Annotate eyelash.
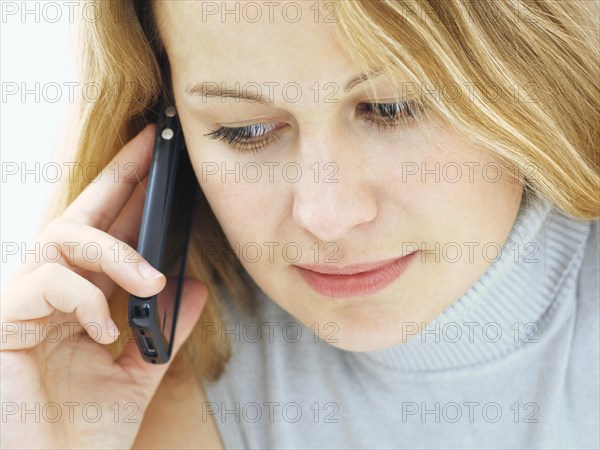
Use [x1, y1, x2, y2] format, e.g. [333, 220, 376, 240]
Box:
[203, 100, 419, 154]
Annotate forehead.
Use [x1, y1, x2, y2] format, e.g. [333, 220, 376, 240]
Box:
[153, 1, 358, 85]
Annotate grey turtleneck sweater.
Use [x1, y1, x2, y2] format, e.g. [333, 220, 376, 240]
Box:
[203, 191, 600, 449]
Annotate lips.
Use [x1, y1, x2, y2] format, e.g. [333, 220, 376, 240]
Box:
[295, 252, 418, 298]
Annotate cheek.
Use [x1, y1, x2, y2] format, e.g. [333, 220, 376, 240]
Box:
[385, 130, 523, 242]
[191, 156, 287, 246]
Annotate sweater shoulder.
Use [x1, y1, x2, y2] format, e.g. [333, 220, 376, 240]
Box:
[575, 218, 599, 320]
[570, 217, 600, 386]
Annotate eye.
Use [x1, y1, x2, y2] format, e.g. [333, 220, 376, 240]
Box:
[203, 123, 285, 154]
[356, 100, 419, 131]
[203, 100, 421, 154]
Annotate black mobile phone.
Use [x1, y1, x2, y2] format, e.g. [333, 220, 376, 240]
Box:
[128, 97, 198, 364]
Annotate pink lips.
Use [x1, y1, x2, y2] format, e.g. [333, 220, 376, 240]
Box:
[295, 252, 418, 298]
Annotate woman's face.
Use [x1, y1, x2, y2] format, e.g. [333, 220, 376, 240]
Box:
[155, 1, 523, 351]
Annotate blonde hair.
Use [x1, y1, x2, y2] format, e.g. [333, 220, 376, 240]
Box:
[50, 0, 599, 381]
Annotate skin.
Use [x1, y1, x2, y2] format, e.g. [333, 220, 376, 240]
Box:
[155, 1, 523, 352]
[0, 2, 525, 449]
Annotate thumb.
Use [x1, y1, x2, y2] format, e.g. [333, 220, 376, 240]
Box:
[116, 276, 208, 398]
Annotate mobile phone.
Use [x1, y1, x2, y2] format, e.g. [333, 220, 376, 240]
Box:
[128, 97, 198, 364]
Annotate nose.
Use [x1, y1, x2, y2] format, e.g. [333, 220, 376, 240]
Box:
[291, 133, 378, 242]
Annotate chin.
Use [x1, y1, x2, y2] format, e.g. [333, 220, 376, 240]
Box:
[309, 313, 412, 352]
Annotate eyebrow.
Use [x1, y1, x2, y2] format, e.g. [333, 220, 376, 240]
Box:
[185, 70, 382, 104]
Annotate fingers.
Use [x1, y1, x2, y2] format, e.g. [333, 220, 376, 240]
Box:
[116, 278, 208, 397]
[88, 174, 150, 300]
[62, 123, 157, 231]
[42, 216, 166, 299]
[1, 263, 119, 350]
[107, 175, 150, 249]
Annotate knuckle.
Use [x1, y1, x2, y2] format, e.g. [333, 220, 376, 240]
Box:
[38, 261, 60, 280]
[40, 264, 69, 310]
[46, 216, 66, 235]
[85, 209, 113, 232]
[84, 283, 107, 307]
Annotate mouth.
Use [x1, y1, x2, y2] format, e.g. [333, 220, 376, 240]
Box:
[294, 252, 418, 298]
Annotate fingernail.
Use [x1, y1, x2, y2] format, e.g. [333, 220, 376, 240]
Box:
[107, 318, 120, 337]
[138, 260, 163, 280]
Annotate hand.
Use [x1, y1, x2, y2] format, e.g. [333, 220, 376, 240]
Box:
[1, 124, 207, 449]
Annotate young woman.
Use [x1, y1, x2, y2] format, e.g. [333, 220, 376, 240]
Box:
[2, 1, 598, 448]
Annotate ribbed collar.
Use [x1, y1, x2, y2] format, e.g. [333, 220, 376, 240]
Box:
[349, 189, 592, 371]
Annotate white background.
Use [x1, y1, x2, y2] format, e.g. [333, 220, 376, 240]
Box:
[1, 1, 82, 289]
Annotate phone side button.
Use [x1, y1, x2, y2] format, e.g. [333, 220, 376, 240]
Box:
[133, 303, 151, 319]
